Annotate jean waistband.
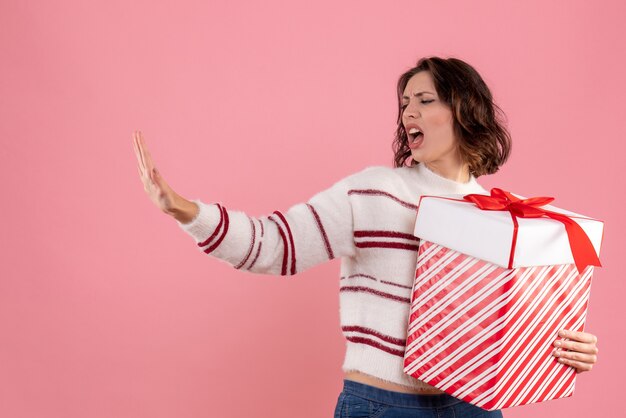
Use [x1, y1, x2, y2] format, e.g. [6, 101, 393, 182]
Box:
[342, 379, 463, 409]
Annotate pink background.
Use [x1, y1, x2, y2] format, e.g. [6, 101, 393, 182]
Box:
[1, 1, 624, 417]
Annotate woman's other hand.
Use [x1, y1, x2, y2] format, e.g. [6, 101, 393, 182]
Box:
[133, 130, 198, 222]
[552, 329, 599, 374]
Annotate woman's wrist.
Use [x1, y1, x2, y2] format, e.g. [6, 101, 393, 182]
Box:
[168, 195, 199, 224]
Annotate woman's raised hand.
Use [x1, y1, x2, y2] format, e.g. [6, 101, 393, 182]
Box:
[133, 130, 179, 213]
[133, 130, 197, 222]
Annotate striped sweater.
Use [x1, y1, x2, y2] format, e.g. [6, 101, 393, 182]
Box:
[176, 162, 489, 389]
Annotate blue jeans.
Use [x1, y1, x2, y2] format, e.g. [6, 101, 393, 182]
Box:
[334, 379, 504, 417]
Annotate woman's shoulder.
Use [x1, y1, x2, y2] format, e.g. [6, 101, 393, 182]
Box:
[342, 165, 401, 186]
[356, 165, 422, 185]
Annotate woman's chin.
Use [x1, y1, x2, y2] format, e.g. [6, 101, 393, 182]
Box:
[410, 149, 425, 162]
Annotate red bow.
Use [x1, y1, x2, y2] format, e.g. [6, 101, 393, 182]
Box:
[463, 188, 601, 274]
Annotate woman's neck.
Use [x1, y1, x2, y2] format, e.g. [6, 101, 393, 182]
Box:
[422, 161, 471, 184]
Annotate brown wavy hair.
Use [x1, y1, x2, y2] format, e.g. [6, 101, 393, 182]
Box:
[392, 56, 512, 177]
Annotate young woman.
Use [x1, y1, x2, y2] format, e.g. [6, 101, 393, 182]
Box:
[133, 56, 599, 417]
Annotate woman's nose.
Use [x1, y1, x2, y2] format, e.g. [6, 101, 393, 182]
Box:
[403, 103, 419, 117]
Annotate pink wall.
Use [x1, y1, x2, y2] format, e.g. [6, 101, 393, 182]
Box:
[1, 0, 624, 417]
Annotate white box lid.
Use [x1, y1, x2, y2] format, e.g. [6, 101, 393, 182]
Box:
[413, 192, 604, 269]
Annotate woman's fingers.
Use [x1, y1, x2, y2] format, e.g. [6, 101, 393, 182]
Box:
[553, 345, 597, 363]
[553, 338, 598, 355]
[133, 131, 157, 189]
[150, 167, 159, 185]
[132, 129, 179, 214]
[553, 353, 595, 373]
[137, 131, 155, 175]
[560, 329, 597, 345]
[552, 329, 599, 374]
[555, 330, 598, 353]
[133, 131, 146, 173]
[552, 347, 596, 373]
[134, 133, 150, 181]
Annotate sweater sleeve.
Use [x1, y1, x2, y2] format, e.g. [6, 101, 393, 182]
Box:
[175, 167, 372, 276]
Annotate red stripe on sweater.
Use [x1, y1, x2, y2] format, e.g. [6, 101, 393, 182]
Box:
[204, 205, 229, 254]
[340, 273, 378, 282]
[340, 286, 411, 303]
[235, 216, 256, 269]
[274, 210, 296, 275]
[247, 219, 264, 270]
[248, 241, 263, 270]
[197, 203, 224, 248]
[342, 325, 406, 346]
[354, 230, 420, 241]
[340, 274, 412, 290]
[306, 203, 334, 260]
[345, 336, 405, 357]
[348, 189, 419, 210]
[380, 280, 412, 290]
[268, 215, 289, 276]
[356, 242, 419, 252]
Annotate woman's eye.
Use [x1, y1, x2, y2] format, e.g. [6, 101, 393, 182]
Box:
[401, 100, 433, 109]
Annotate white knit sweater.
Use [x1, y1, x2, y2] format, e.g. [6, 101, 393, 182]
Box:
[176, 162, 489, 389]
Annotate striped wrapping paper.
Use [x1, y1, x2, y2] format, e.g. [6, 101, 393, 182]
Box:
[403, 239, 594, 411]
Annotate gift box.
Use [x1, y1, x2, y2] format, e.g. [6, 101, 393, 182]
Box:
[402, 188, 604, 411]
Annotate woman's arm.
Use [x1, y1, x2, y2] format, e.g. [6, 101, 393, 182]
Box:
[169, 196, 199, 224]
[172, 175, 360, 276]
[134, 130, 362, 276]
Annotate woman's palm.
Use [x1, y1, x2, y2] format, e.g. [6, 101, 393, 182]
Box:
[133, 131, 179, 214]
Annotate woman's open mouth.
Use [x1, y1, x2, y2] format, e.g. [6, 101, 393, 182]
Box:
[408, 131, 424, 149]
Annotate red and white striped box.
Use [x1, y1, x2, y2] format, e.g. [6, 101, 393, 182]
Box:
[402, 189, 604, 411]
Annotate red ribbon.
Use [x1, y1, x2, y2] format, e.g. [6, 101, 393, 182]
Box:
[462, 188, 601, 274]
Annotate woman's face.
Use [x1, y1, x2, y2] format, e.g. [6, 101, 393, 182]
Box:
[401, 71, 465, 174]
